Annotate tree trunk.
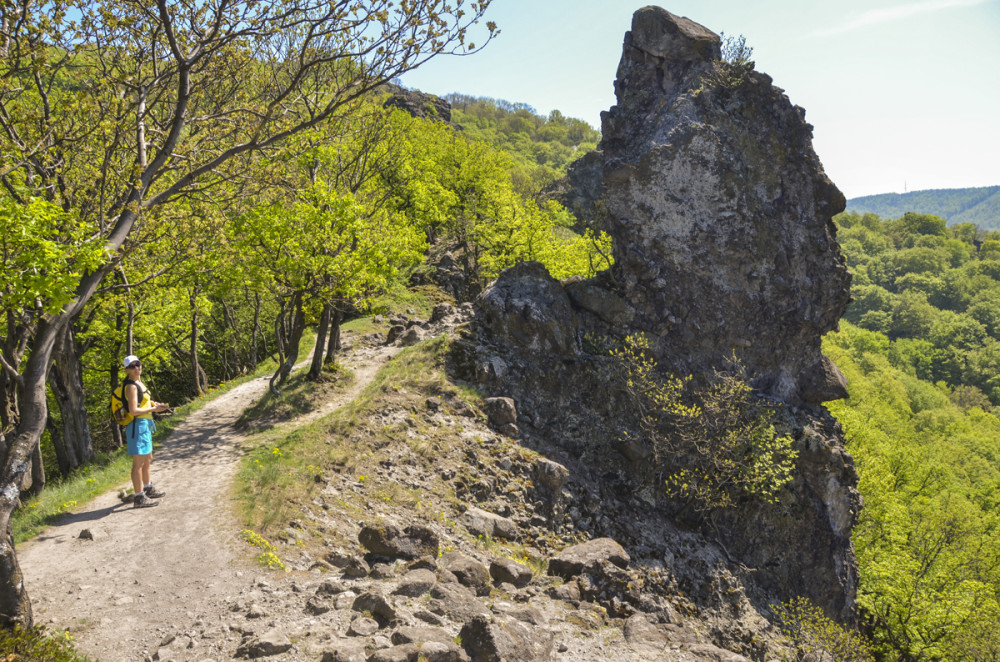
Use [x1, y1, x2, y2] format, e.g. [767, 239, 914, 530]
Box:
[190, 287, 207, 396]
[250, 292, 262, 368]
[269, 293, 306, 394]
[47, 324, 95, 475]
[326, 307, 343, 363]
[307, 304, 332, 380]
[0, 316, 63, 627]
[1, 310, 30, 435]
[27, 429, 45, 498]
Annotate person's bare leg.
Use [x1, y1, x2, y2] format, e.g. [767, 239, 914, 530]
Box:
[131, 455, 145, 494]
[141, 455, 152, 487]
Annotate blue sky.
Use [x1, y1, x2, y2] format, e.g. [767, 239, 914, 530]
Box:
[402, 0, 1000, 199]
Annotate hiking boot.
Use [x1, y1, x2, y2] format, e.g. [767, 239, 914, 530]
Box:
[133, 492, 160, 509]
[145, 484, 166, 498]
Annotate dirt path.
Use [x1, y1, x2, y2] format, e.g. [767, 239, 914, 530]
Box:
[19, 341, 397, 662]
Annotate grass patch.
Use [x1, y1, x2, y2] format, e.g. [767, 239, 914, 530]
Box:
[234, 332, 481, 536]
[0, 625, 93, 661]
[236, 361, 354, 432]
[367, 282, 453, 320]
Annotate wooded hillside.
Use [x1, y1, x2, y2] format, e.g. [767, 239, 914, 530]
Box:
[847, 186, 1000, 231]
[830, 210, 1000, 661]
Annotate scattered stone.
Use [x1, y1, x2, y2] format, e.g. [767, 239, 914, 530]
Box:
[461, 507, 518, 541]
[351, 591, 396, 624]
[392, 568, 437, 597]
[348, 615, 380, 637]
[235, 628, 293, 658]
[440, 552, 491, 596]
[359, 524, 440, 560]
[489, 559, 532, 588]
[459, 614, 553, 662]
[547, 538, 630, 580]
[320, 639, 367, 662]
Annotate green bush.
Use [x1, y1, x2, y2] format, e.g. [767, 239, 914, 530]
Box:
[776, 597, 874, 662]
[610, 335, 797, 514]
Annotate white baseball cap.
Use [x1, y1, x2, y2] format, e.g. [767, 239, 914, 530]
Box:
[123, 355, 141, 368]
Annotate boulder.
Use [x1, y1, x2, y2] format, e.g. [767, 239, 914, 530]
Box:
[235, 628, 293, 658]
[392, 568, 437, 597]
[348, 615, 379, 637]
[547, 538, 630, 580]
[483, 397, 517, 427]
[459, 614, 553, 662]
[359, 523, 439, 560]
[532, 458, 569, 492]
[351, 591, 396, 625]
[440, 552, 491, 596]
[461, 506, 518, 541]
[489, 558, 533, 588]
[428, 583, 490, 622]
[475, 261, 577, 356]
[320, 640, 367, 662]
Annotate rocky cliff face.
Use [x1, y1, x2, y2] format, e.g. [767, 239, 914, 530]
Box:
[460, 5, 862, 643]
[601, 7, 851, 406]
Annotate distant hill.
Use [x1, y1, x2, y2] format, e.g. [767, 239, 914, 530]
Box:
[846, 186, 1000, 230]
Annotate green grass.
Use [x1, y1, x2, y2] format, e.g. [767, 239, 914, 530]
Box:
[236, 361, 354, 431]
[367, 281, 454, 320]
[233, 332, 479, 536]
[0, 625, 94, 661]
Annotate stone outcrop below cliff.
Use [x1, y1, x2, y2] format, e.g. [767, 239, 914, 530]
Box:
[459, 6, 862, 634]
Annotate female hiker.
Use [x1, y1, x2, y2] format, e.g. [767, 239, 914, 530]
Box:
[122, 354, 169, 508]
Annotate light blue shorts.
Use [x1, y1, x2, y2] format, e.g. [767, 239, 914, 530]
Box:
[126, 417, 156, 456]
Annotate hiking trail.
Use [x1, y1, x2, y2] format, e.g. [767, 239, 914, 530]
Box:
[19, 339, 397, 662]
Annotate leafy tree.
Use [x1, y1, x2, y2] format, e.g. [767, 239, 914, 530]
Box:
[232, 187, 424, 392]
[0, 0, 495, 628]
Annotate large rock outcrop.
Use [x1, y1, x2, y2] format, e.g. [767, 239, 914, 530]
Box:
[460, 6, 862, 634]
[601, 6, 851, 406]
